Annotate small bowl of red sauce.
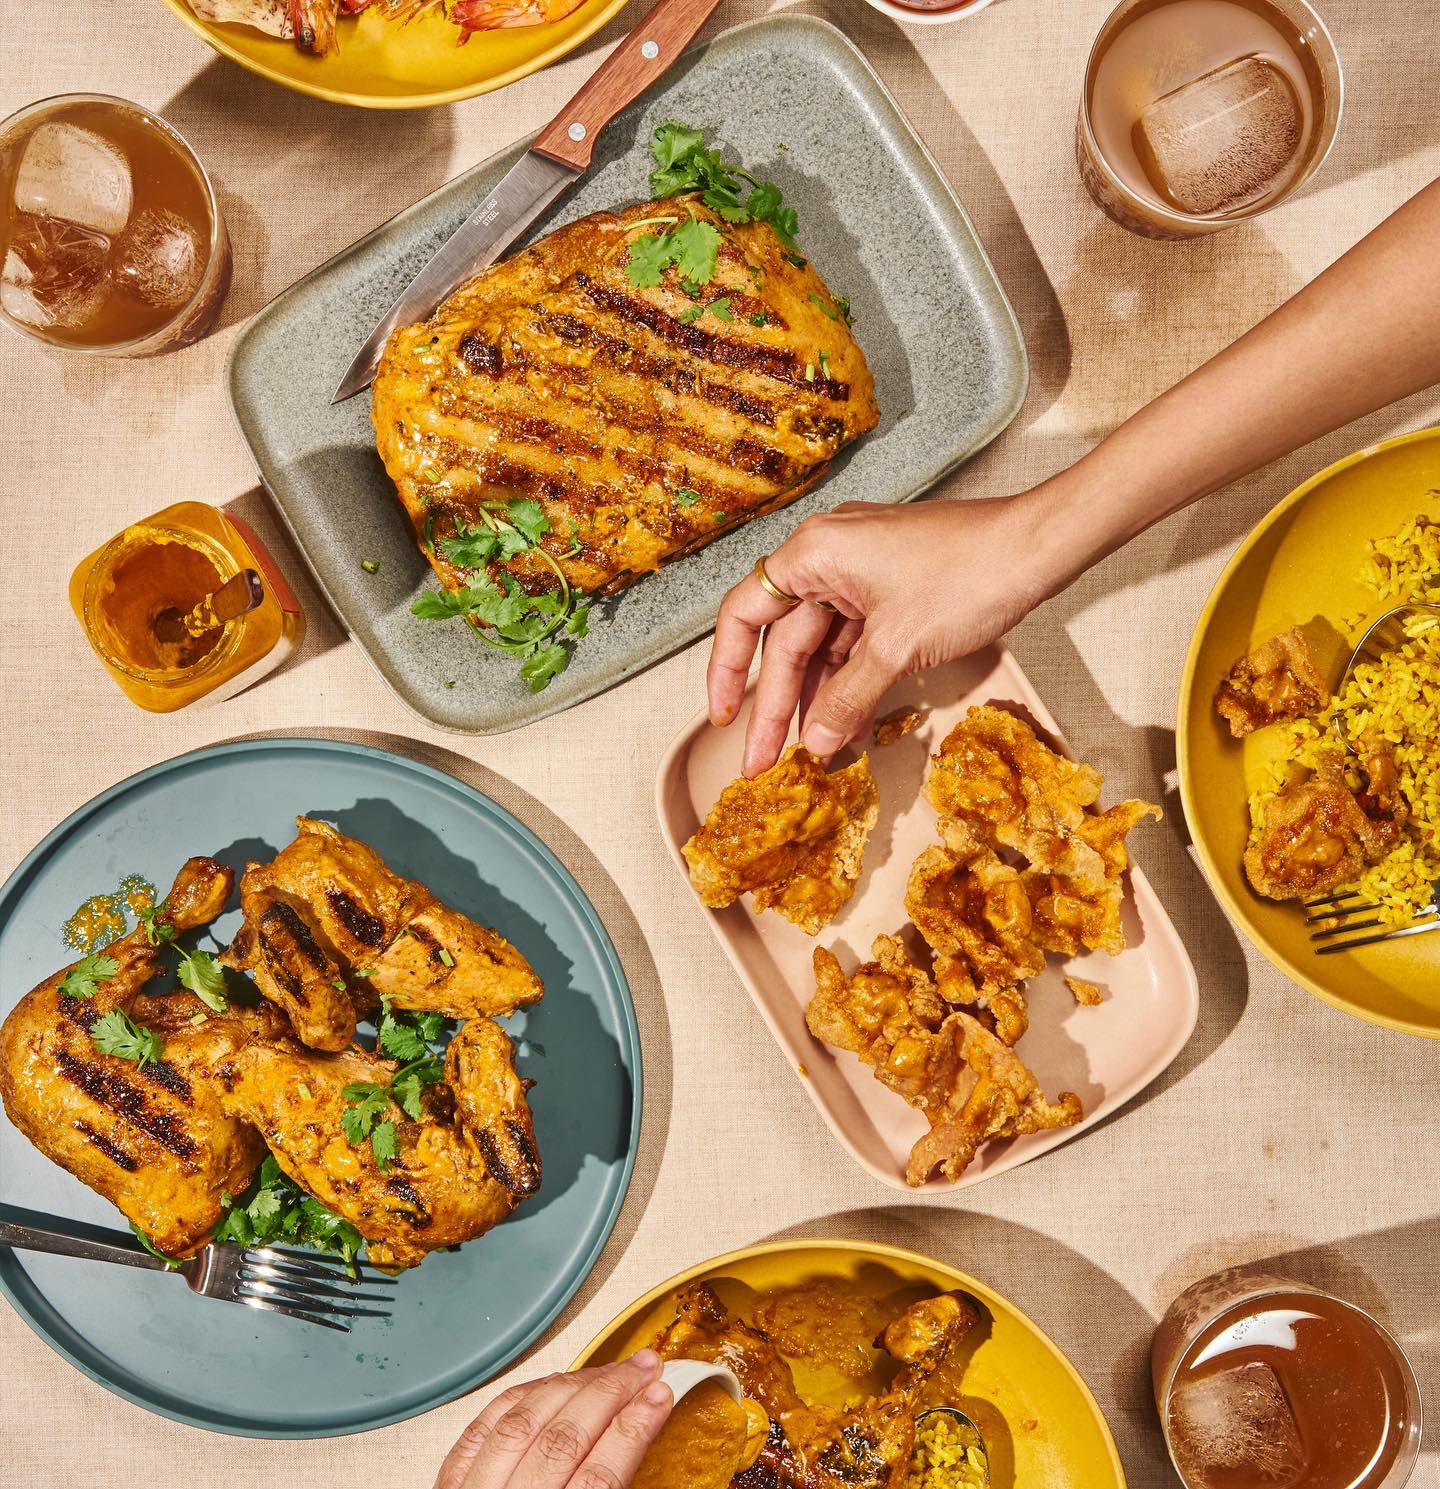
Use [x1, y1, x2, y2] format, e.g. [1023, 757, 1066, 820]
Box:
[861, 0, 997, 23]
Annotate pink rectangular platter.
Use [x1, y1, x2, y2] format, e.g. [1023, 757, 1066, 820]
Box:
[655, 646, 1199, 1191]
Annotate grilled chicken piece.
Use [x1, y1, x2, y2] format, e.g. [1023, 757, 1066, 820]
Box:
[373, 198, 878, 605]
[1215, 626, 1330, 737]
[222, 817, 542, 1050]
[0, 858, 268, 1256]
[1245, 744, 1407, 900]
[221, 1016, 539, 1270]
[653, 1283, 975, 1489]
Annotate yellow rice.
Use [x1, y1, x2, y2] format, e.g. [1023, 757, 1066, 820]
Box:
[1248, 514, 1440, 926]
[906, 1413, 990, 1489]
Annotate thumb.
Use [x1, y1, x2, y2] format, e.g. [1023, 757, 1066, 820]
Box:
[801, 631, 904, 757]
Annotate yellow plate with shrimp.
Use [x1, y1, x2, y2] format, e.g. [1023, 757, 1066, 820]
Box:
[157, 0, 632, 109]
[572, 1240, 1127, 1488]
[1178, 426, 1440, 1037]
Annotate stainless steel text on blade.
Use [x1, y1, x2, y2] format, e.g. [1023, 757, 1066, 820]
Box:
[332, 151, 578, 404]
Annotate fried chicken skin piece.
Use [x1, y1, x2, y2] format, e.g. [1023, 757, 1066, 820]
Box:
[683, 746, 879, 934]
[926, 707, 1159, 959]
[220, 1016, 538, 1270]
[1244, 744, 1408, 901]
[652, 1283, 976, 1489]
[905, 827, 1042, 1044]
[874, 706, 925, 746]
[223, 817, 542, 1049]
[0, 858, 270, 1256]
[1065, 975, 1105, 1007]
[809, 941, 1079, 1185]
[1215, 626, 1331, 738]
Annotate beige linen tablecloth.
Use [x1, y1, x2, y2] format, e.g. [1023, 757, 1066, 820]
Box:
[2, 1, 1438, 1484]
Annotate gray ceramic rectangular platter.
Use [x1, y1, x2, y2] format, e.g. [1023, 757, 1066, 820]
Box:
[226, 13, 1028, 734]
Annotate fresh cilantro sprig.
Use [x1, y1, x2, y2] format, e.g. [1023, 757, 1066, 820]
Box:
[91, 1009, 164, 1068]
[129, 1222, 181, 1269]
[58, 954, 119, 1000]
[414, 497, 587, 694]
[138, 897, 231, 1012]
[377, 997, 449, 1062]
[625, 122, 801, 293]
[213, 1156, 364, 1275]
[340, 1054, 444, 1171]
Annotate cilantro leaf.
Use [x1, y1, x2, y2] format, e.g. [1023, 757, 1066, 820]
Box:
[520, 643, 569, 693]
[129, 1222, 180, 1268]
[506, 499, 550, 544]
[92, 1009, 164, 1068]
[674, 487, 702, 507]
[566, 605, 590, 638]
[678, 303, 702, 326]
[138, 900, 175, 946]
[626, 232, 675, 289]
[670, 219, 721, 284]
[410, 588, 469, 620]
[212, 1160, 363, 1272]
[708, 297, 733, 323]
[59, 954, 119, 1000]
[651, 119, 706, 172]
[378, 1007, 429, 1062]
[746, 182, 798, 244]
[439, 521, 501, 570]
[177, 948, 228, 1012]
[369, 1119, 399, 1170]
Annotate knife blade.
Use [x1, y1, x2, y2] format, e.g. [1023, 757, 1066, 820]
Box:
[331, 152, 577, 405]
[331, 0, 727, 405]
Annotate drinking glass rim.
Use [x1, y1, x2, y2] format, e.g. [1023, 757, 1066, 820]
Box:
[1156, 1282, 1423, 1488]
[0, 91, 225, 356]
[1078, 0, 1346, 231]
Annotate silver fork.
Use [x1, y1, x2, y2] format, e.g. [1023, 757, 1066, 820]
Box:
[0, 1213, 396, 1331]
[1306, 887, 1440, 954]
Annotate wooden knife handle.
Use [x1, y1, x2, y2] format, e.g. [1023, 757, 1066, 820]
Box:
[531, 0, 727, 172]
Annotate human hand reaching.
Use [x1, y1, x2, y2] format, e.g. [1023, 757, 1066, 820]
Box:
[435, 1353, 673, 1489]
[707, 492, 1064, 776]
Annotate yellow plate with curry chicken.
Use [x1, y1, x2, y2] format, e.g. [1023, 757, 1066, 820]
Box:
[572, 1239, 1126, 1489]
[157, 0, 631, 110]
[1178, 426, 1440, 1037]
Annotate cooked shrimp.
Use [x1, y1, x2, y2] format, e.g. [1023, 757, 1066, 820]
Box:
[451, 0, 586, 29]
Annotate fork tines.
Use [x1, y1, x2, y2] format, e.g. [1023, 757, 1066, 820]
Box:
[1306, 889, 1440, 954]
[236, 1246, 397, 1332]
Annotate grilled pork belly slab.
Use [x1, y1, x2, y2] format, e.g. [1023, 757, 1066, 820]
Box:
[372, 198, 879, 601]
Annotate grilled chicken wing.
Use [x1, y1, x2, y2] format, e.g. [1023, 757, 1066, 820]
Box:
[653, 1283, 976, 1489]
[0, 858, 268, 1256]
[221, 1015, 539, 1269]
[373, 199, 879, 606]
[222, 817, 542, 1049]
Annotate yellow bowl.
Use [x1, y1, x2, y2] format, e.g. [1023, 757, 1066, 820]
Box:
[1178, 426, 1440, 1037]
[572, 1239, 1127, 1488]
[157, 0, 632, 109]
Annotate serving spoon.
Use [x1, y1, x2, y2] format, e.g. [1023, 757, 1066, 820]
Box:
[1331, 602, 1440, 755]
[915, 1407, 991, 1485]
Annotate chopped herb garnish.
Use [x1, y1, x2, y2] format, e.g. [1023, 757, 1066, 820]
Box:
[442, 680, 456, 689]
[213, 1156, 363, 1274]
[340, 1053, 445, 1170]
[331, 977, 346, 991]
[138, 900, 175, 946]
[130, 1223, 180, 1268]
[804, 362, 815, 382]
[749, 311, 768, 327]
[675, 487, 702, 507]
[709, 296, 733, 323]
[92, 1009, 164, 1068]
[809, 291, 839, 320]
[361, 558, 380, 574]
[783, 251, 808, 270]
[647, 121, 799, 245]
[176, 948, 229, 1013]
[437, 947, 455, 968]
[59, 954, 119, 1000]
[834, 294, 854, 326]
[679, 303, 703, 325]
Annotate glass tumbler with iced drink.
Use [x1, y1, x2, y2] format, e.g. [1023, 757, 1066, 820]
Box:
[1078, 0, 1343, 237]
[0, 95, 231, 355]
[1153, 1267, 1422, 1489]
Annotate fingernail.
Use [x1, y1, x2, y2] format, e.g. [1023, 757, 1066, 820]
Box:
[641, 1382, 673, 1408]
[803, 724, 844, 757]
[629, 1348, 661, 1372]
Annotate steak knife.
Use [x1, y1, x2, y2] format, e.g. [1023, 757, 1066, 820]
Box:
[332, 0, 727, 404]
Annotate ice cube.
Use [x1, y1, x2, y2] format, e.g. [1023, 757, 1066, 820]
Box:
[14, 122, 133, 235]
[0, 212, 110, 329]
[1169, 1362, 1307, 1487]
[1135, 56, 1302, 216]
[113, 208, 204, 311]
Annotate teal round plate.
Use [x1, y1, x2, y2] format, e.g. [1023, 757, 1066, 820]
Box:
[0, 738, 641, 1437]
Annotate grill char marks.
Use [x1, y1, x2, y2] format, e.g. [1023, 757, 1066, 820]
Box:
[325, 887, 386, 948]
[54, 1048, 199, 1161]
[257, 900, 330, 1005]
[477, 1119, 541, 1198]
[74, 1118, 140, 1172]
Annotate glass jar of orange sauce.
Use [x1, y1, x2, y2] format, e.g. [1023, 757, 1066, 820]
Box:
[69, 500, 303, 712]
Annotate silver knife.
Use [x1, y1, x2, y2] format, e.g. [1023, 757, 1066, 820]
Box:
[332, 0, 727, 405]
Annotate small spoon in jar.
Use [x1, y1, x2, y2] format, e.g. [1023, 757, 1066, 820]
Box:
[152, 568, 265, 646]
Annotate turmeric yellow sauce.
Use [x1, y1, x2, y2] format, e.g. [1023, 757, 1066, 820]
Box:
[634, 1381, 765, 1489]
[93, 530, 228, 673]
[62, 874, 156, 953]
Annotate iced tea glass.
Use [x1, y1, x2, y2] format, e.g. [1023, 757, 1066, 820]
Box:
[1153, 1267, 1422, 1489]
[0, 93, 231, 356]
[1077, 0, 1343, 238]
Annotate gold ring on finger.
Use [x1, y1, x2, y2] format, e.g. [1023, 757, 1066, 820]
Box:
[754, 556, 801, 607]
